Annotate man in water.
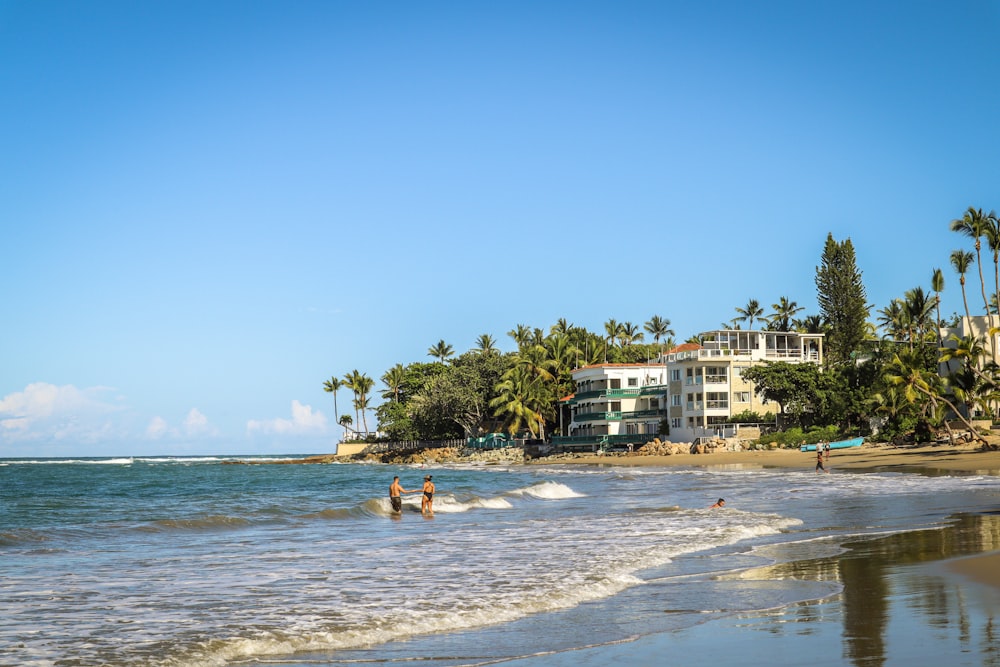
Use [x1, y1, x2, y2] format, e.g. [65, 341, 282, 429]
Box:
[710, 498, 725, 508]
[421, 475, 435, 515]
[389, 476, 413, 513]
[816, 448, 828, 473]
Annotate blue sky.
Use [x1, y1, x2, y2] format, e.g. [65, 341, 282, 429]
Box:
[2, 1, 999, 457]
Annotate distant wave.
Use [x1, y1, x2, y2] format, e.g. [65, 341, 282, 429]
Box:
[144, 515, 253, 531]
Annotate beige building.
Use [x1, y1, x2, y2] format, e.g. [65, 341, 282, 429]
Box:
[663, 329, 824, 443]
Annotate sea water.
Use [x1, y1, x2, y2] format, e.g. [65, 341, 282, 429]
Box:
[1, 455, 998, 666]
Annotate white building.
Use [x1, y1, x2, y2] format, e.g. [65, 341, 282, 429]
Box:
[556, 363, 668, 451]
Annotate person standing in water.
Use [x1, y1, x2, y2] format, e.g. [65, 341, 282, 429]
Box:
[389, 476, 414, 513]
[421, 475, 435, 515]
[816, 448, 828, 473]
[710, 498, 726, 508]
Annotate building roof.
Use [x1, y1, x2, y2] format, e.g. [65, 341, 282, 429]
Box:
[665, 342, 701, 354]
[572, 362, 666, 372]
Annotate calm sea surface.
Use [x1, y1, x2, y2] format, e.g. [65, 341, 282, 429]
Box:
[1, 454, 999, 666]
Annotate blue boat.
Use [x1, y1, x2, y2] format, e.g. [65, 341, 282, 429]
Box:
[800, 437, 864, 452]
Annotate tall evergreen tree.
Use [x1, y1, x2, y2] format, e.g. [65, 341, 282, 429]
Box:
[815, 234, 870, 365]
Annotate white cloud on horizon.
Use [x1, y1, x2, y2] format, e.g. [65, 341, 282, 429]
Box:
[246, 400, 327, 436]
[145, 408, 219, 441]
[0, 382, 125, 444]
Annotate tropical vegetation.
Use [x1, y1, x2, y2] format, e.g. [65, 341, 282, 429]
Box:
[323, 207, 999, 449]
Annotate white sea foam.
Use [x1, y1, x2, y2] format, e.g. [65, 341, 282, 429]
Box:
[509, 480, 584, 499]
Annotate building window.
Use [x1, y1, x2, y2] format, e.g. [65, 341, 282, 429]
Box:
[734, 366, 747, 379]
[706, 392, 729, 409]
[670, 369, 681, 382]
[627, 377, 638, 387]
[671, 418, 681, 429]
[735, 392, 750, 403]
[671, 395, 681, 407]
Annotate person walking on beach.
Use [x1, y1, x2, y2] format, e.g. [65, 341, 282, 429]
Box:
[816, 448, 828, 473]
[421, 475, 435, 515]
[824, 441, 831, 461]
[389, 476, 414, 513]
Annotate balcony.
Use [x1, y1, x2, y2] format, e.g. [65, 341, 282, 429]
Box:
[575, 411, 623, 422]
[570, 387, 643, 402]
[574, 409, 667, 423]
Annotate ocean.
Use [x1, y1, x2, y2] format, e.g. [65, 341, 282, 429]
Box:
[2, 455, 999, 667]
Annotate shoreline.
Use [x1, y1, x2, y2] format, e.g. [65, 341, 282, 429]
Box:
[528, 441, 1000, 474]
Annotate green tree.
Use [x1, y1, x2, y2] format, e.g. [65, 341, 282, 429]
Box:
[876, 300, 906, 341]
[342, 369, 364, 433]
[768, 297, 804, 332]
[619, 322, 644, 346]
[816, 234, 870, 365]
[427, 339, 455, 363]
[603, 319, 623, 354]
[475, 334, 498, 356]
[508, 324, 533, 351]
[322, 376, 342, 430]
[409, 351, 513, 437]
[903, 286, 935, 351]
[885, 348, 986, 444]
[374, 362, 448, 439]
[734, 298, 764, 330]
[740, 361, 824, 426]
[951, 207, 996, 354]
[950, 249, 975, 327]
[931, 268, 945, 347]
[644, 315, 674, 352]
[489, 364, 552, 438]
[380, 364, 406, 402]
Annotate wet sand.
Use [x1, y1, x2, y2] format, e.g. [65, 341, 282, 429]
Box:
[516, 442, 1000, 666]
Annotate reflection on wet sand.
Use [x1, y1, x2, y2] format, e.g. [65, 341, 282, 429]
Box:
[722, 513, 1000, 667]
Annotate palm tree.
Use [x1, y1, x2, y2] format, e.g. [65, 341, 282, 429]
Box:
[885, 348, 986, 444]
[381, 364, 406, 402]
[950, 249, 976, 330]
[338, 414, 354, 437]
[876, 299, 907, 341]
[985, 210, 1000, 332]
[903, 286, 935, 350]
[489, 364, 552, 438]
[951, 207, 994, 339]
[550, 318, 573, 336]
[796, 314, 828, 335]
[644, 315, 674, 352]
[343, 369, 363, 430]
[508, 324, 532, 351]
[768, 297, 804, 332]
[354, 374, 374, 435]
[931, 268, 945, 347]
[620, 322, 644, 346]
[322, 376, 342, 430]
[475, 334, 498, 356]
[603, 319, 622, 347]
[734, 298, 764, 330]
[427, 339, 454, 363]
[343, 369, 373, 435]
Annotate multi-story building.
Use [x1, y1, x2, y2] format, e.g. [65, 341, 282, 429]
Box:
[663, 329, 824, 443]
[555, 363, 668, 451]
